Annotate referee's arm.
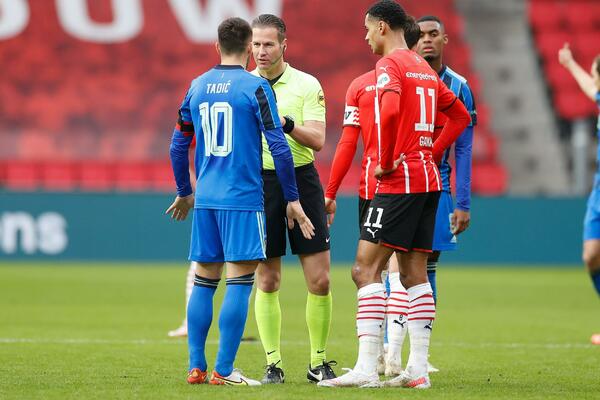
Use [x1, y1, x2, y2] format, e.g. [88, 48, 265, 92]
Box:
[286, 120, 325, 151]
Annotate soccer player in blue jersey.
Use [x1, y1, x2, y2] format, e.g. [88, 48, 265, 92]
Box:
[559, 43, 600, 345]
[166, 17, 315, 385]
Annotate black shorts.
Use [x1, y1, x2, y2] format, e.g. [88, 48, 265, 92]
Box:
[358, 197, 371, 231]
[263, 163, 330, 257]
[359, 191, 441, 253]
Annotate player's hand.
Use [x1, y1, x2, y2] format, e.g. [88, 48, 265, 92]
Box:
[324, 197, 336, 227]
[558, 43, 574, 68]
[165, 194, 194, 221]
[286, 200, 315, 239]
[374, 155, 405, 179]
[451, 209, 470, 235]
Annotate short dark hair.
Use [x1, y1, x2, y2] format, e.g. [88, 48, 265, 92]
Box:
[252, 14, 287, 42]
[404, 15, 421, 49]
[416, 15, 445, 31]
[366, 0, 409, 31]
[595, 55, 600, 77]
[217, 17, 252, 55]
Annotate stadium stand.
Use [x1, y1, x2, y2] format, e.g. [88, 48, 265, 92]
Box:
[530, 0, 600, 119]
[0, 0, 505, 194]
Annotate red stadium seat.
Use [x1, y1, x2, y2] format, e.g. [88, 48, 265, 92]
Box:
[114, 162, 152, 191]
[149, 162, 177, 192]
[4, 161, 39, 190]
[565, 1, 600, 32]
[529, 1, 565, 32]
[553, 88, 597, 120]
[543, 62, 579, 90]
[40, 161, 77, 191]
[472, 162, 507, 195]
[534, 30, 571, 59]
[79, 162, 115, 191]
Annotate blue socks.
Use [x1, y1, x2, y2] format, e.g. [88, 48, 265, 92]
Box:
[214, 273, 255, 377]
[187, 275, 220, 371]
[591, 270, 600, 297]
[427, 261, 438, 304]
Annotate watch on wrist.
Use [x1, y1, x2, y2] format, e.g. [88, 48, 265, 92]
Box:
[282, 115, 295, 134]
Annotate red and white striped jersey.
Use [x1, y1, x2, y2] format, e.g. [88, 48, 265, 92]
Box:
[341, 70, 378, 200]
[375, 49, 461, 194]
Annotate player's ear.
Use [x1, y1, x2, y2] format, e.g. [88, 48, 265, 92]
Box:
[215, 42, 221, 56]
[442, 33, 449, 45]
[282, 38, 288, 52]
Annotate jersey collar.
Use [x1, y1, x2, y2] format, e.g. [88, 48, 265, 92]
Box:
[438, 64, 447, 78]
[275, 63, 292, 85]
[214, 65, 244, 70]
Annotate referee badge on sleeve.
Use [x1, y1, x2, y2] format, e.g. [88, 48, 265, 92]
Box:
[317, 90, 325, 108]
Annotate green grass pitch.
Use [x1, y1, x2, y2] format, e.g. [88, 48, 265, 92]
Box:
[0, 263, 599, 399]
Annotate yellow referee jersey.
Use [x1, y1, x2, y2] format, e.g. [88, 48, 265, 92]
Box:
[252, 63, 326, 169]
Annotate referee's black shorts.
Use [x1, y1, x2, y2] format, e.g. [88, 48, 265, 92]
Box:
[359, 191, 441, 253]
[262, 162, 330, 258]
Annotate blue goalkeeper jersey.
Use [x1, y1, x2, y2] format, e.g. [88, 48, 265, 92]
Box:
[438, 65, 477, 211]
[170, 65, 298, 211]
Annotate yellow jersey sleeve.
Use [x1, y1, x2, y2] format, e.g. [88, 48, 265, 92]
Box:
[302, 76, 326, 123]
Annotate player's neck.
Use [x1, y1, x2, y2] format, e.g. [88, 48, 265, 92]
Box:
[220, 54, 248, 69]
[429, 58, 443, 74]
[382, 35, 408, 56]
[258, 61, 287, 80]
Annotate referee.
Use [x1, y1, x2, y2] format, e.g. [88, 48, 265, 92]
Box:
[250, 14, 335, 384]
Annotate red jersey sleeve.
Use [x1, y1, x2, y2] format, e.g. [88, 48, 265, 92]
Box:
[343, 79, 360, 127]
[375, 56, 402, 94]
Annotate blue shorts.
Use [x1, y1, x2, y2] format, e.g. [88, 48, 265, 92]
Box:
[584, 189, 600, 241]
[432, 191, 458, 251]
[189, 209, 267, 263]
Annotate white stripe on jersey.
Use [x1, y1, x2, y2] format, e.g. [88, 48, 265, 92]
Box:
[365, 156, 372, 200]
[420, 151, 429, 193]
[402, 161, 410, 193]
[430, 160, 441, 191]
[256, 212, 266, 258]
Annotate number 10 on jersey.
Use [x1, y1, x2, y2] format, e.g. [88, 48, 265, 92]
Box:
[199, 102, 233, 157]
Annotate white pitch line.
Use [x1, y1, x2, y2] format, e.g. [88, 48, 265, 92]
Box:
[0, 338, 596, 349]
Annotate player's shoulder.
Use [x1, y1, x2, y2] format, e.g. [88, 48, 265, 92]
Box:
[288, 64, 322, 88]
[349, 70, 375, 92]
[443, 65, 468, 84]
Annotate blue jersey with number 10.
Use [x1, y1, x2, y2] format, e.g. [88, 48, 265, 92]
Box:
[172, 65, 297, 211]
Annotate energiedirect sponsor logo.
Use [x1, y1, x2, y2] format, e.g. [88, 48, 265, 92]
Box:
[405, 72, 437, 82]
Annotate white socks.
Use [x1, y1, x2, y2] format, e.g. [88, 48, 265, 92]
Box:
[406, 282, 436, 376]
[354, 283, 386, 375]
[385, 272, 408, 366]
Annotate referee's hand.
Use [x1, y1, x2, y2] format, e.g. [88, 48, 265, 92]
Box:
[165, 194, 194, 221]
[286, 200, 316, 239]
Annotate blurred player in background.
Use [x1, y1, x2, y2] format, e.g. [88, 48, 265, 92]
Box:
[319, 0, 470, 388]
[558, 43, 600, 345]
[250, 14, 336, 384]
[166, 17, 314, 385]
[324, 15, 421, 376]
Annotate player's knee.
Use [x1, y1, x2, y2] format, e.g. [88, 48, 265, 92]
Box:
[307, 272, 330, 295]
[256, 269, 281, 292]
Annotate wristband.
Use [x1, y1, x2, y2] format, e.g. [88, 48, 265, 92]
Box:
[282, 115, 295, 134]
